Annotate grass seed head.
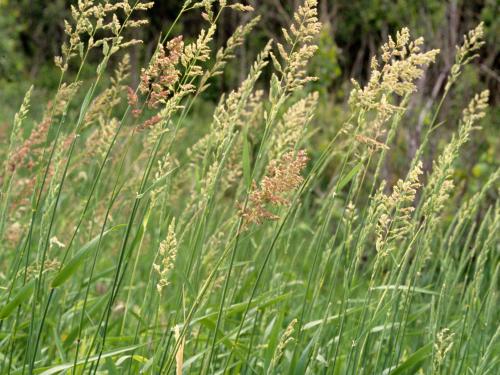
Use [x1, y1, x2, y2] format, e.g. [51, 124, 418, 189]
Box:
[154, 218, 178, 294]
[240, 150, 308, 226]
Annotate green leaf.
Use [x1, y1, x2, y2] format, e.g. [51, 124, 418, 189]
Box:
[51, 225, 125, 288]
[371, 285, 438, 296]
[270, 52, 283, 73]
[385, 343, 432, 375]
[197, 318, 247, 362]
[0, 279, 36, 320]
[263, 313, 283, 369]
[104, 357, 119, 375]
[242, 134, 251, 188]
[77, 86, 94, 126]
[33, 344, 143, 375]
[136, 167, 177, 199]
[302, 306, 362, 330]
[270, 73, 280, 104]
[192, 292, 291, 326]
[294, 339, 314, 375]
[115, 354, 148, 366]
[337, 162, 362, 191]
[102, 40, 109, 56]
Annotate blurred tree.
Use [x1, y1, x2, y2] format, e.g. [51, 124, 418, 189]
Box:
[0, 0, 497, 101]
[0, 0, 24, 80]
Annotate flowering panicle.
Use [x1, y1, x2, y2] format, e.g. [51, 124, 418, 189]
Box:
[181, 25, 216, 78]
[128, 0, 258, 143]
[85, 55, 130, 159]
[128, 33, 194, 135]
[445, 23, 485, 91]
[351, 28, 439, 105]
[8, 83, 81, 172]
[198, 161, 220, 204]
[4, 86, 33, 174]
[220, 143, 244, 192]
[423, 90, 489, 216]
[56, 0, 153, 72]
[83, 91, 120, 127]
[240, 150, 308, 226]
[153, 218, 178, 294]
[198, 16, 260, 93]
[86, 118, 120, 161]
[138, 36, 184, 109]
[241, 90, 265, 130]
[375, 161, 423, 257]
[26, 259, 61, 279]
[11, 87, 33, 144]
[433, 328, 455, 372]
[213, 93, 264, 195]
[214, 44, 271, 153]
[151, 153, 177, 206]
[188, 43, 271, 161]
[271, 92, 318, 158]
[461, 90, 489, 127]
[270, 319, 298, 370]
[85, 54, 130, 128]
[271, 0, 322, 93]
[349, 28, 439, 148]
[132, 6, 249, 133]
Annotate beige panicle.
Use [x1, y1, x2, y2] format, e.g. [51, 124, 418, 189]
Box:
[349, 28, 439, 148]
[153, 218, 178, 294]
[198, 16, 260, 94]
[433, 328, 455, 372]
[375, 161, 423, 257]
[85, 55, 130, 160]
[55, 0, 153, 72]
[270, 318, 298, 370]
[188, 42, 271, 162]
[271, 92, 319, 159]
[85, 54, 130, 128]
[271, 0, 322, 94]
[445, 22, 485, 91]
[185, 0, 254, 84]
[151, 153, 177, 207]
[423, 90, 489, 216]
[182, 43, 273, 211]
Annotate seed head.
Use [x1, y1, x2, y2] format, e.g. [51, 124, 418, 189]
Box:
[240, 150, 308, 226]
[153, 218, 178, 294]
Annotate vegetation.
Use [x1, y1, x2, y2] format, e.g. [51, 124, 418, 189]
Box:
[0, 1, 498, 374]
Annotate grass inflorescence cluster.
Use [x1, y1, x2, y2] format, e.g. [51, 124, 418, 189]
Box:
[0, 1, 498, 374]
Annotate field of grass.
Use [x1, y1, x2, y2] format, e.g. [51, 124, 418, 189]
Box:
[0, 1, 498, 374]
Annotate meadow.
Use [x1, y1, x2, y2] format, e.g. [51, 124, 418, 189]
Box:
[0, 0, 498, 374]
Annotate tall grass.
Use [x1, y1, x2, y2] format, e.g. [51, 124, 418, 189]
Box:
[0, 1, 498, 374]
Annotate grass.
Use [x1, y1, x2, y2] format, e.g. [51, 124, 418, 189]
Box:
[0, 1, 498, 374]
